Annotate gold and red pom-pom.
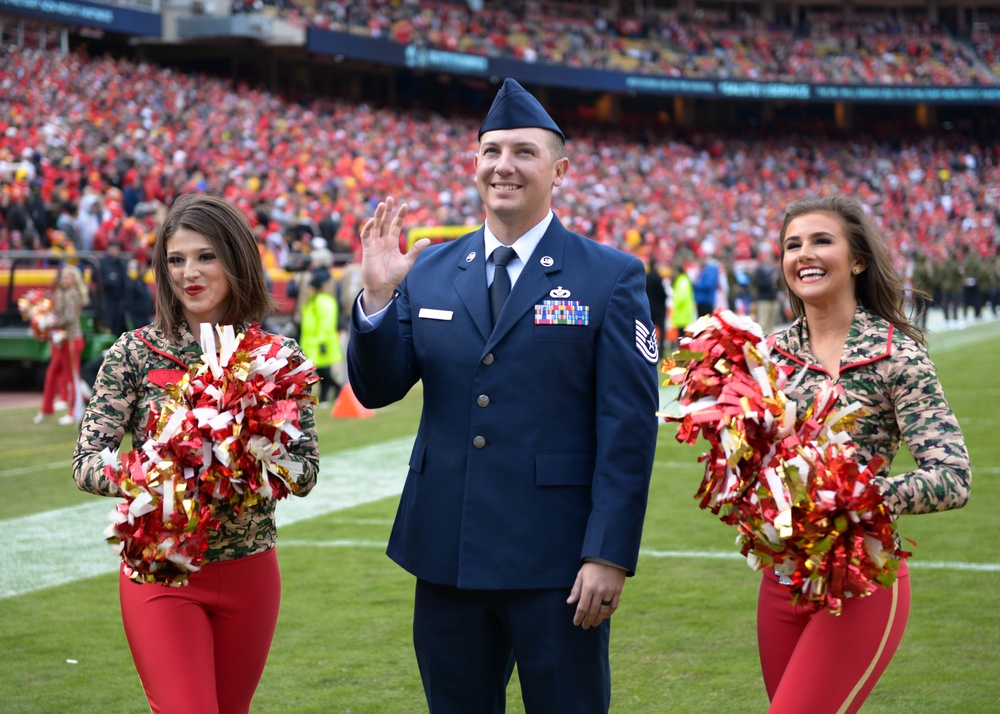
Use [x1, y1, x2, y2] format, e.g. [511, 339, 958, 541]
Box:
[103, 323, 318, 586]
[17, 289, 59, 342]
[661, 309, 909, 614]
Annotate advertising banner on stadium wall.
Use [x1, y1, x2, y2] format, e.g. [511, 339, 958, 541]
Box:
[306, 28, 1000, 105]
[0, 0, 160, 36]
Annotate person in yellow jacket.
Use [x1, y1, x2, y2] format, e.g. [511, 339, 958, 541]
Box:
[299, 268, 343, 407]
[669, 263, 696, 351]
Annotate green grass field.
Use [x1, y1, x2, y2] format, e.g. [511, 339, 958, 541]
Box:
[2, 320, 998, 713]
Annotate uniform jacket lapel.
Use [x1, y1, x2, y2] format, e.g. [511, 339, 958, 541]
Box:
[453, 230, 492, 342]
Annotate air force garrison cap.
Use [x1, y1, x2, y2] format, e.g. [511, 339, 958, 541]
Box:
[478, 78, 565, 141]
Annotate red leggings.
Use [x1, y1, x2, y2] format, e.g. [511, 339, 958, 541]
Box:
[757, 561, 910, 714]
[41, 337, 83, 415]
[119, 548, 282, 714]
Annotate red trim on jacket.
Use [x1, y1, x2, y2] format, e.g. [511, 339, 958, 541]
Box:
[133, 329, 190, 370]
[769, 323, 894, 376]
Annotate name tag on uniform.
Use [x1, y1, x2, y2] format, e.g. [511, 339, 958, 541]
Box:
[418, 308, 454, 321]
[535, 300, 589, 326]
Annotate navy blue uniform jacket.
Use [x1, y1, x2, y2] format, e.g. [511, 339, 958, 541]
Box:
[348, 217, 659, 590]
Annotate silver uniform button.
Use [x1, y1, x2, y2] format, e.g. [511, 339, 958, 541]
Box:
[477, 395, 490, 407]
[473, 436, 486, 448]
[482, 353, 495, 365]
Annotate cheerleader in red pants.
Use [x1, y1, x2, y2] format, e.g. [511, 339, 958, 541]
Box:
[762, 195, 970, 713]
[72, 194, 320, 713]
[35, 264, 87, 426]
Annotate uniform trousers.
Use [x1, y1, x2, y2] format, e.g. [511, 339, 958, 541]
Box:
[119, 548, 281, 714]
[413, 579, 611, 714]
[757, 561, 910, 714]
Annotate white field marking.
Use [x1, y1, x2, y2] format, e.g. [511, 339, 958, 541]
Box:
[0, 437, 413, 600]
[276, 541, 1000, 573]
[318, 518, 395, 526]
[0, 460, 72, 478]
[640, 551, 1000, 572]
[281, 539, 387, 548]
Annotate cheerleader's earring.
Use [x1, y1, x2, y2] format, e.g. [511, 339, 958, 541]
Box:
[852, 266, 862, 275]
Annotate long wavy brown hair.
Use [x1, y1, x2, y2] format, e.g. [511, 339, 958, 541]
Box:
[151, 193, 275, 338]
[777, 195, 925, 345]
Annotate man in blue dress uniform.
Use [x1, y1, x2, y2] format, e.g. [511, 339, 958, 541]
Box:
[348, 78, 660, 713]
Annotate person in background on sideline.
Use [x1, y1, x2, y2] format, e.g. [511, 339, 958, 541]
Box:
[347, 79, 659, 714]
[124, 257, 155, 330]
[668, 260, 695, 352]
[909, 251, 935, 330]
[939, 251, 963, 328]
[762, 195, 971, 713]
[34, 264, 88, 426]
[961, 250, 986, 321]
[693, 242, 728, 317]
[72, 193, 319, 714]
[98, 240, 128, 336]
[299, 266, 343, 408]
[287, 238, 335, 341]
[752, 246, 781, 334]
[645, 257, 668, 355]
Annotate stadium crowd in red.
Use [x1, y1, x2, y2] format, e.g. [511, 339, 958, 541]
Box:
[0, 43, 997, 289]
[239, 0, 1000, 86]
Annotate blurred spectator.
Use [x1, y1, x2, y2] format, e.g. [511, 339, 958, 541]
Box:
[939, 253, 964, 327]
[752, 248, 781, 334]
[124, 258, 155, 330]
[34, 264, 89, 426]
[286, 238, 336, 341]
[645, 258, 668, 355]
[693, 243, 728, 317]
[988, 256, 1000, 317]
[730, 264, 752, 316]
[56, 203, 81, 251]
[98, 241, 128, 336]
[668, 261, 695, 351]
[298, 267, 342, 408]
[77, 188, 103, 253]
[962, 251, 987, 320]
[910, 252, 935, 330]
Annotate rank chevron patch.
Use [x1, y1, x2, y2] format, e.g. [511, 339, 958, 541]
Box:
[634, 319, 659, 364]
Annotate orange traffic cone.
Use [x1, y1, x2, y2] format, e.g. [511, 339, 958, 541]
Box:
[331, 383, 375, 419]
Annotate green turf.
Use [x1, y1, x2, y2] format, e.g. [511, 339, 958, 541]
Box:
[1, 320, 998, 712]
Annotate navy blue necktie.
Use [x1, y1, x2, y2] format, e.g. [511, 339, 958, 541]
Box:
[490, 247, 517, 326]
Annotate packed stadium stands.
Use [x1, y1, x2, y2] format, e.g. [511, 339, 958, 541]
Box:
[237, 0, 1000, 86]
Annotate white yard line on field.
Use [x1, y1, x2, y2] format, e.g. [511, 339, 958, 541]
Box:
[278, 541, 1000, 573]
[0, 460, 72, 478]
[0, 437, 413, 600]
[640, 550, 1000, 572]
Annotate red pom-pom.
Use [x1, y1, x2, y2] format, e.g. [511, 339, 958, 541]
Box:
[104, 323, 318, 585]
[661, 309, 909, 614]
[17, 289, 60, 342]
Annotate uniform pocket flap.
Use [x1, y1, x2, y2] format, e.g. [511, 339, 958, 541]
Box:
[536, 452, 595, 486]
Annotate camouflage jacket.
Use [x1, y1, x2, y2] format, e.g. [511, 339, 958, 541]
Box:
[770, 308, 970, 517]
[72, 322, 320, 562]
[52, 286, 83, 340]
